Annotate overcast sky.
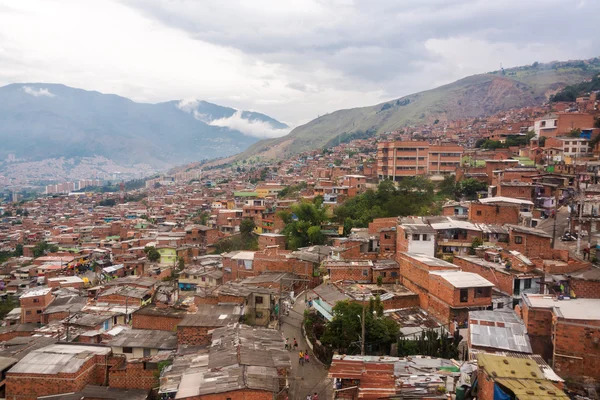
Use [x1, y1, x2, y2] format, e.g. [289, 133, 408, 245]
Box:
[0, 0, 599, 129]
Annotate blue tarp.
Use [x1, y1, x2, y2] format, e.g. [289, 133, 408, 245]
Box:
[494, 384, 511, 400]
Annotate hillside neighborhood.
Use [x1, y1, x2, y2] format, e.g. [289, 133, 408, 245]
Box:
[0, 79, 599, 400]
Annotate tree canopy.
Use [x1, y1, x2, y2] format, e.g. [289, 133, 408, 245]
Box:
[144, 246, 161, 262]
[334, 178, 436, 231]
[33, 241, 59, 258]
[278, 200, 328, 250]
[320, 298, 399, 355]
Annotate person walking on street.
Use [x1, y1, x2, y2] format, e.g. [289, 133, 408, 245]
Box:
[293, 338, 298, 350]
[299, 350, 304, 366]
[304, 350, 309, 363]
[284, 338, 290, 351]
[306, 395, 312, 400]
[312, 392, 319, 400]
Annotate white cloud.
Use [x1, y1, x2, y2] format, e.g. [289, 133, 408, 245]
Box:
[0, 0, 599, 126]
[209, 111, 291, 139]
[22, 85, 55, 97]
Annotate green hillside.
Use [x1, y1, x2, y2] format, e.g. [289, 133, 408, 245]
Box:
[238, 58, 600, 161]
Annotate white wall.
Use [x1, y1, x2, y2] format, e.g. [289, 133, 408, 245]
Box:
[408, 234, 435, 257]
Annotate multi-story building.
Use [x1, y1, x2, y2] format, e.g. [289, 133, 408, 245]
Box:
[377, 141, 463, 180]
[533, 112, 595, 138]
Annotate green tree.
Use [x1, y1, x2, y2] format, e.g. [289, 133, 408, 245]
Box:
[177, 257, 185, 270]
[470, 237, 483, 255]
[457, 178, 487, 200]
[32, 241, 59, 257]
[278, 202, 328, 250]
[240, 218, 256, 237]
[14, 244, 23, 257]
[333, 159, 342, 166]
[321, 299, 399, 354]
[334, 178, 436, 230]
[144, 246, 161, 262]
[437, 175, 457, 199]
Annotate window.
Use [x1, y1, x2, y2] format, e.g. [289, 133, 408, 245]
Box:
[497, 302, 504, 309]
[255, 296, 264, 304]
[362, 269, 369, 277]
[33, 298, 39, 303]
[25, 311, 31, 315]
[382, 272, 387, 278]
[541, 121, 546, 127]
[476, 210, 482, 216]
[460, 289, 468, 303]
[391, 271, 398, 278]
[143, 348, 151, 357]
[384, 234, 391, 240]
[123, 347, 133, 354]
[412, 234, 420, 241]
[524, 278, 532, 289]
[36, 310, 42, 314]
[201, 276, 206, 282]
[474, 287, 491, 298]
[514, 236, 523, 244]
[422, 234, 429, 241]
[554, 120, 558, 127]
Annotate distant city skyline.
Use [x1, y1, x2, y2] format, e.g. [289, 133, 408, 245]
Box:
[0, 0, 599, 129]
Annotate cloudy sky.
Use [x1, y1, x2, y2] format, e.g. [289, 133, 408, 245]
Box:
[0, 0, 599, 131]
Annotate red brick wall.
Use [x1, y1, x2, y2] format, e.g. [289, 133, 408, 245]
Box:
[132, 313, 183, 331]
[507, 231, 551, 258]
[368, 218, 398, 234]
[183, 389, 273, 400]
[553, 318, 600, 380]
[521, 303, 554, 360]
[381, 295, 419, 310]
[177, 326, 211, 346]
[6, 354, 107, 400]
[477, 369, 496, 400]
[379, 231, 396, 254]
[327, 266, 372, 283]
[468, 203, 520, 225]
[497, 184, 535, 201]
[454, 257, 514, 296]
[372, 269, 398, 284]
[569, 278, 600, 299]
[109, 360, 158, 390]
[0, 330, 33, 342]
[194, 296, 220, 306]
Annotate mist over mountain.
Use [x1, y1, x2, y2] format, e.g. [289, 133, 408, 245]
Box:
[0, 83, 289, 168]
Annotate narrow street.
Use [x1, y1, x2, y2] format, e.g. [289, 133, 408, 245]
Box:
[281, 293, 332, 400]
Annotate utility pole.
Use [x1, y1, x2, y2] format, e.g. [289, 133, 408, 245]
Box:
[551, 188, 560, 248]
[361, 293, 366, 356]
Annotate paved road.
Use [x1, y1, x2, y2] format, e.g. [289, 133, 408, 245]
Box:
[280, 295, 332, 400]
[537, 205, 592, 258]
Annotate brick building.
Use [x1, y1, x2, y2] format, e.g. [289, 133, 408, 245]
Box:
[176, 304, 242, 346]
[397, 252, 493, 324]
[132, 305, 187, 331]
[506, 225, 552, 258]
[160, 324, 290, 399]
[522, 294, 600, 381]
[454, 255, 542, 307]
[19, 287, 54, 324]
[5, 344, 112, 400]
[377, 141, 463, 180]
[428, 270, 493, 325]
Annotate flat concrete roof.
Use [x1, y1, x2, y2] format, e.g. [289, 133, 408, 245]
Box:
[524, 294, 600, 320]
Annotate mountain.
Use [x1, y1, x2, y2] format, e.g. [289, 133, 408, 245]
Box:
[0, 83, 288, 168]
[238, 58, 600, 161]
